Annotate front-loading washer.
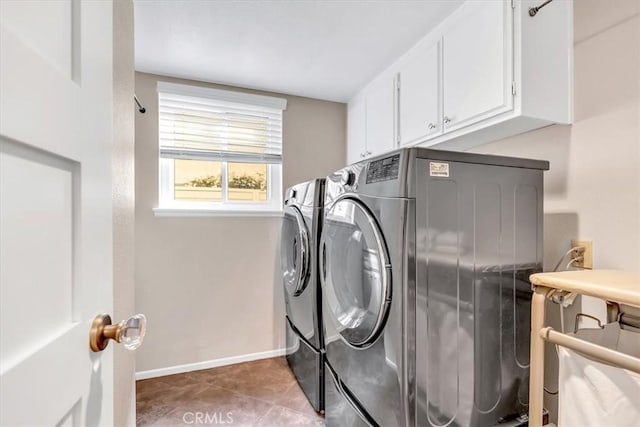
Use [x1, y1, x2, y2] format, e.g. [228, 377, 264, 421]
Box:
[281, 179, 325, 413]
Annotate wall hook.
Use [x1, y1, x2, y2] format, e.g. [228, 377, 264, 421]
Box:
[529, 0, 553, 17]
[134, 95, 146, 114]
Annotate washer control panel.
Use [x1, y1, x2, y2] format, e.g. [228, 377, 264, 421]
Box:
[366, 154, 400, 183]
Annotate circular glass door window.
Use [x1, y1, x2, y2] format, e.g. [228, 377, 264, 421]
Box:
[322, 198, 391, 348]
[280, 205, 310, 297]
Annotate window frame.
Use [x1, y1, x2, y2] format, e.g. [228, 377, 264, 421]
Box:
[153, 82, 286, 216]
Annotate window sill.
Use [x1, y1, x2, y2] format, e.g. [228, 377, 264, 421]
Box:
[152, 207, 284, 218]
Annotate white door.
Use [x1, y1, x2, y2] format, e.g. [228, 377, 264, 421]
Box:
[1, 1, 116, 425]
[347, 96, 367, 164]
[365, 75, 395, 158]
[398, 39, 442, 146]
[443, 0, 513, 131]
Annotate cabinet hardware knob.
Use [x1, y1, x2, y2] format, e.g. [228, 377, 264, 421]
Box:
[90, 313, 147, 352]
[360, 153, 366, 158]
[366, 151, 372, 155]
[443, 116, 452, 124]
[428, 123, 437, 130]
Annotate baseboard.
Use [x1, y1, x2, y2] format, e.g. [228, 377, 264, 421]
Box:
[135, 348, 286, 381]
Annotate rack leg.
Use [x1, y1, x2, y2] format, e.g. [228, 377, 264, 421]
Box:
[529, 286, 550, 427]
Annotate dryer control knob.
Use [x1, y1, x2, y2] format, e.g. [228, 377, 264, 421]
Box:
[339, 170, 356, 186]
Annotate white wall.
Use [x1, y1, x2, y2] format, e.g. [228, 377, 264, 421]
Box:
[469, 0, 640, 420]
[134, 72, 346, 373]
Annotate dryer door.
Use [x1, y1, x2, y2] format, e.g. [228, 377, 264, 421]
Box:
[321, 198, 391, 349]
[281, 205, 310, 296]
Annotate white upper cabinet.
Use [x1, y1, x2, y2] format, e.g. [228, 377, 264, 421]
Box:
[442, 0, 512, 131]
[347, 73, 396, 164]
[347, 95, 366, 164]
[365, 75, 396, 157]
[346, 0, 573, 160]
[398, 39, 442, 146]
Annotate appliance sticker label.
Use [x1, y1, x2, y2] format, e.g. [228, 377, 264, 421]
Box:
[429, 162, 450, 177]
[366, 154, 400, 183]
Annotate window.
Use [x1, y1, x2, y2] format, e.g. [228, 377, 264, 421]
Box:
[156, 82, 286, 215]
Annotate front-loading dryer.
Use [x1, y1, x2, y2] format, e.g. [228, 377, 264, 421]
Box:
[321, 160, 408, 427]
[321, 148, 548, 427]
[281, 179, 325, 413]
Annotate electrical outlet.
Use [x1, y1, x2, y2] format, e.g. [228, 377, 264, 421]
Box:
[571, 239, 593, 269]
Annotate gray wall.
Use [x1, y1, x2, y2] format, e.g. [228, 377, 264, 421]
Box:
[134, 72, 346, 372]
[469, 0, 640, 420]
[113, 1, 136, 425]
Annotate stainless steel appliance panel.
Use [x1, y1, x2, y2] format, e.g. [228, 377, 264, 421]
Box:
[286, 317, 323, 411]
[338, 147, 548, 200]
[415, 159, 543, 427]
[325, 361, 376, 427]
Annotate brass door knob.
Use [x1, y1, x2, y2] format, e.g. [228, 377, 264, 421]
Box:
[90, 313, 147, 352]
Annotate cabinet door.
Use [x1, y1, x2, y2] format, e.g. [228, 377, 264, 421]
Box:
[398, 39, 441, 146]
[365, 75, 396, 158]
[347, 96, 367, 164]
[443, 0, 512, 131]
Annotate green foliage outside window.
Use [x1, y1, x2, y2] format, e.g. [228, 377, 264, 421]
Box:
[187, 175, 221, 188]
[187, 173, 266, 190]
[229, 172, 266, 190]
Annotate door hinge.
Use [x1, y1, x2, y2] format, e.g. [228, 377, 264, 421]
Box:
[512, 81, 517, 96]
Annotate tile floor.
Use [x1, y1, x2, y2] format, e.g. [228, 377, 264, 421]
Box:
[137, 357, 324, 426]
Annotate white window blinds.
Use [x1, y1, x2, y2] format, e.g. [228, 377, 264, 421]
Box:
[158, 82, 286, 164]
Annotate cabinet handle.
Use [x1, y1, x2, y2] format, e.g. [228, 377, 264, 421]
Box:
[428, 122, 437, 130]
[443, 116, 452, 124]
[366, 150, 372, 156]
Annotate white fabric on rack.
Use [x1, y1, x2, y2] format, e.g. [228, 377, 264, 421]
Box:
[558, 323, 640, 427]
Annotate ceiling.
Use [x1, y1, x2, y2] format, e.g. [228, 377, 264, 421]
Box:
[134, 1, 463, 103]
